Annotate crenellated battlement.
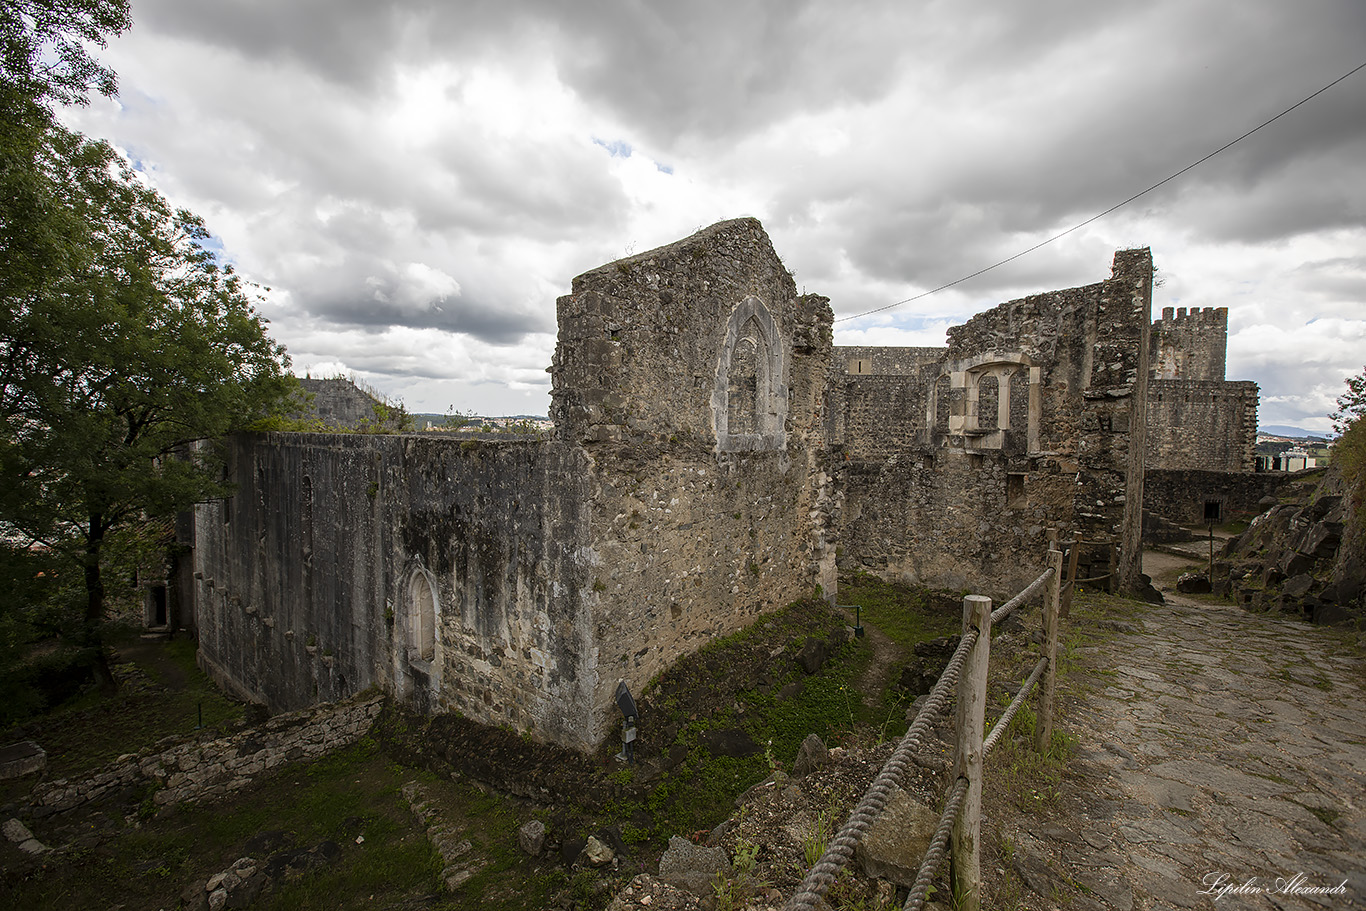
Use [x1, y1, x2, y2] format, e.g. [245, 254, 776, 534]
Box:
[1150, 305, 1227, 382]
[1157, 305, 1227, 325]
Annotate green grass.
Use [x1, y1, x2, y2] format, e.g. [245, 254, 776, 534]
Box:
[838, 574, 961, 649]
[4, 739, 437, 911]
[610, 582, 965, 850]
[1, 628, 244, 785]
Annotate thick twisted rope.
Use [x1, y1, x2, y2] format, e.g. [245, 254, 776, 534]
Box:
[902, 775, 970, 911]
[786, 565, 1054, 911]
[983, 657, 1047, 756]
[902, 656, 1048, 911]
[990, 566, 1054, 626]
[785, 626, 980, 911]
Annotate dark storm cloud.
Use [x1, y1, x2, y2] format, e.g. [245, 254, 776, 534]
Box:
[85, 0, 1365, 418]
[297, 270, 541, 343]
[757, 1, 1366, 305]
[135, 0, 406, 91]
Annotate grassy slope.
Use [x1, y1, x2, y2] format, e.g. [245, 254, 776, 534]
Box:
[2, 581, 967, 910]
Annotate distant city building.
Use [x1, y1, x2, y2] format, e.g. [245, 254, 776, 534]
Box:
[1256, 448, 1317, 472]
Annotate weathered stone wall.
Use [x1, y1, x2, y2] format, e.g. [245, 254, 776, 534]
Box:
[1150, 306, 1227, 381]
[196, 220, 836, 751]
[295, 377, 386, 428]
[837, 346, 947, 376]
[1146, 379, 1258, 472]
[27, 694, 382, 817]
[1143, 468, 1292, 527]
[194, 220, 1173, 750]
[833, 249, 1153, 597]
[194, 433, 600, 748]
[549, 218, 837, 712]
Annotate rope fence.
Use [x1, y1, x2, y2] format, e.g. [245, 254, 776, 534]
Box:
[785, 546, 1065, 911]
[1060, 533, 1114, 616]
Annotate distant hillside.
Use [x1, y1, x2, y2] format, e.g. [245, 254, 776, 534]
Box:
[412, 413, 549, 424]
[1259, 425, 1331, 440]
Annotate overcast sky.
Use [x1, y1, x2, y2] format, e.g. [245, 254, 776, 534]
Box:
[63, 1, 1365, 432]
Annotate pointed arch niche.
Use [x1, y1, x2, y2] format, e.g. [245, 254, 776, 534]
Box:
[395, 558, 442, 708]
[713, 296, 787, 452]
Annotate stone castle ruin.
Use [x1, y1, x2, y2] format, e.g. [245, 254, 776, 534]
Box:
[190, 218, 1255, 751]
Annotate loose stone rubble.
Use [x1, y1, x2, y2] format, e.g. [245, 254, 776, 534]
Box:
[25, 693, 381, 817]
[401, 780, 486, 890]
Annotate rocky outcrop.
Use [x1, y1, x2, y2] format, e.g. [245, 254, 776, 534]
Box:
[1215, 467, 1364, 625]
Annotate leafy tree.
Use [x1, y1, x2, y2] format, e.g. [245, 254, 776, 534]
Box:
[1330, 366, 1366, 436]
[2, 109, 295, 689]
[1331, 368, 1366, 530]
[1, 0, 131, 111]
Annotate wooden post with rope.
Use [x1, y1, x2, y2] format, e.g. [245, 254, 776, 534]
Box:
[1061, 534, 1080, 619]
[1035, 546, 1063, 755]
[950, 594, 992, 911]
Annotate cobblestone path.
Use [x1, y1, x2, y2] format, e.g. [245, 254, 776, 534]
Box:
[1015, 594, 1366, 911]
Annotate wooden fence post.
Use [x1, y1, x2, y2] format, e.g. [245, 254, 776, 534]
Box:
[951, 594, 992, 911]
[1061, 534, 1080, 619]
[1035, 547, 1063, 755]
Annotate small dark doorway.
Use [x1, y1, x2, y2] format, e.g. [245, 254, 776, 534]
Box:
[150, 585, 168, 627]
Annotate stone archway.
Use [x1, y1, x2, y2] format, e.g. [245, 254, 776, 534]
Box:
[713, 296, 787, 452]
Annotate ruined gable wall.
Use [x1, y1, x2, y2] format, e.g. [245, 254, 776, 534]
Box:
[1146, 379, 1258, 472]
[550, 219, 835, 718]
[834, 249, 1152, 596]
[194, 433, 601, 750]
[295, 377, 383, 428]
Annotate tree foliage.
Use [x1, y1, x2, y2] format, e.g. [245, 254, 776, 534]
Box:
[1332, 368, 1366, 530]
[1, 1, 296, 696]
[1330, 365, 1366, 436]
[1, 0, 130, 111]
[2, 125, 296, 629]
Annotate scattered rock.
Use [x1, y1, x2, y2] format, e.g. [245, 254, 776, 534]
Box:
[1132, 572, 1164, 604]
[2, 818, 34, 843]
[791, 733, 829, 778]
[3, 817, 49, 855]
[583, 835, 614, 867]
[797, 637, 829, 674]
[1175, 572, 1211, 594]
[1311, 602, 1361, 627]
[607, 872, 703, 910]
[1283, 572, 1316, 599]
[518, 819, 546, 856]
[658, 835, 730, 896]
[0, 741, 47, 780]
[196, 856, 266, 911]
[854, 786, 939, 886]
[699, 728, 759, 758]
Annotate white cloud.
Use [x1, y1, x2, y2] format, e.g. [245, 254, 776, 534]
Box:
[57, 0, 1366, 423]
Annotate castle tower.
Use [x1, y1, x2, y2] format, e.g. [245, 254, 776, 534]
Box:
[1149, 306, 1228, 381]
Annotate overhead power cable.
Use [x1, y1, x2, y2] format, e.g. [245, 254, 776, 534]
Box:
[835, 58, 1366, 324]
